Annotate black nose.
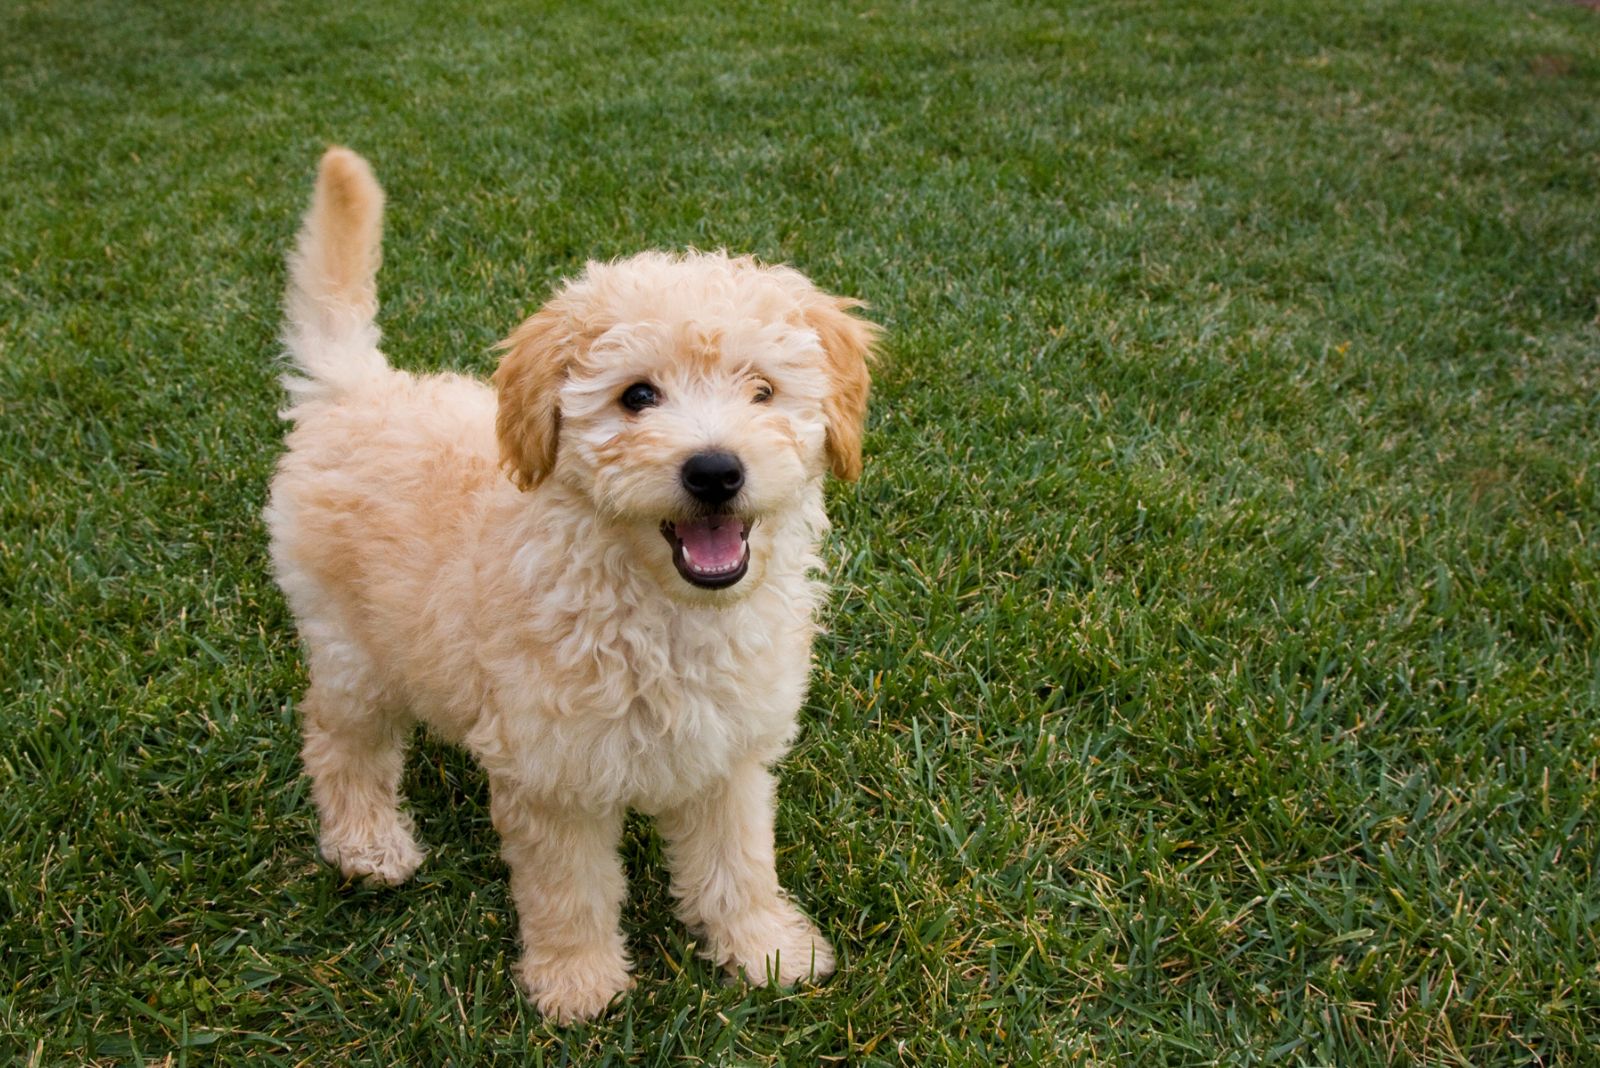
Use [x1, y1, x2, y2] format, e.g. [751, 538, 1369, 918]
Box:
[681, 451, 745, 505]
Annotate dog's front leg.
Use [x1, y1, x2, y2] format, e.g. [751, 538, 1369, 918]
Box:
[489, 783, 633, 1023]
[656, 759, 835, 987]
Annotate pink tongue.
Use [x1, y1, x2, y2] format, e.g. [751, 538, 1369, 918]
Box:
[677, 516, 747, 571]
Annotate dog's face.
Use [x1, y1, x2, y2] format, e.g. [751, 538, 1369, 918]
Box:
[493, 252, 876, 601]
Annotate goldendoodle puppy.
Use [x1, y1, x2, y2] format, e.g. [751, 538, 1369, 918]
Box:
[264, 147, 876, 1023]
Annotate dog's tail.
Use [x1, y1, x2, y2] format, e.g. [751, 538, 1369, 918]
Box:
[282, 146, 391, 406]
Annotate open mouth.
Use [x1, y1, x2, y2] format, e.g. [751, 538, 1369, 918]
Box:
[659, 516, 751, 589]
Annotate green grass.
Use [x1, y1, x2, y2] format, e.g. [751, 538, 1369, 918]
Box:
[3, 0, 1598, 1063]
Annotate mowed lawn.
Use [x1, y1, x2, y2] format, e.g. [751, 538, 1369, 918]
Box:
[3, 0, 1598, 1063]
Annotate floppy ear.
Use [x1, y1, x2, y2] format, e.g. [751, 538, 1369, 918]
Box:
[493, 308, 571, 490]
[804, 295, 880, 481]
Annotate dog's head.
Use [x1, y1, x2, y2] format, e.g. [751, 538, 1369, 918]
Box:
[493, 251, 877, 600]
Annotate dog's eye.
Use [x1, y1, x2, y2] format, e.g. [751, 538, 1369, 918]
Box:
[621, 382, 660, 412]
[752, 381, 773, 404]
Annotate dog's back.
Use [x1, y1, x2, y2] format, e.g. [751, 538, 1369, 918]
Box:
[266, 149, 501, 691]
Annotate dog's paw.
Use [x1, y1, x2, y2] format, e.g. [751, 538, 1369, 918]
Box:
[716, 904, 836, 988]
[520, 951, 634, 1024]
[320, 819, 425, 887]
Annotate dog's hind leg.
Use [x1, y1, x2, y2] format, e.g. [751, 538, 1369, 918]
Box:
[299, 664, 424, 887]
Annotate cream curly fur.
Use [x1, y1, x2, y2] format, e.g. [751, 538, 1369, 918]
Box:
[264, 147, 877, 1023]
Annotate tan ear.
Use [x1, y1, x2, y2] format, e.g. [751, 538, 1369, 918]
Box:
[804, 295, 880, 481]
[493, 308, 571, 490]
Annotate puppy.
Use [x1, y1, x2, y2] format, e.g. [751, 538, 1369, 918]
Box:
[264, 148, 877, 1023]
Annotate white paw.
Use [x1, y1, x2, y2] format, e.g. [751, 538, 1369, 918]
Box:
[519, 951, 634, 1024]
[716, 904, 836, 988]
[320, 818, 425, 886]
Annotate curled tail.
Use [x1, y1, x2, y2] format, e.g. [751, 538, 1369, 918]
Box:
[282, 146, 390, 406]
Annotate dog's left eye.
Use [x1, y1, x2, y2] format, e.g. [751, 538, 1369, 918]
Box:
[621, 382, 660, 412]
[752, 381, 773, 404]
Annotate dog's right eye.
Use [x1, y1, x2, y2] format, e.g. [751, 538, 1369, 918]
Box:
[621, 382, 660, 412]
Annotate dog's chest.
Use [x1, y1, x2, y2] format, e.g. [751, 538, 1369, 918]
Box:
[477, 594, 810, 812]
[600, 611, 800, 802]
